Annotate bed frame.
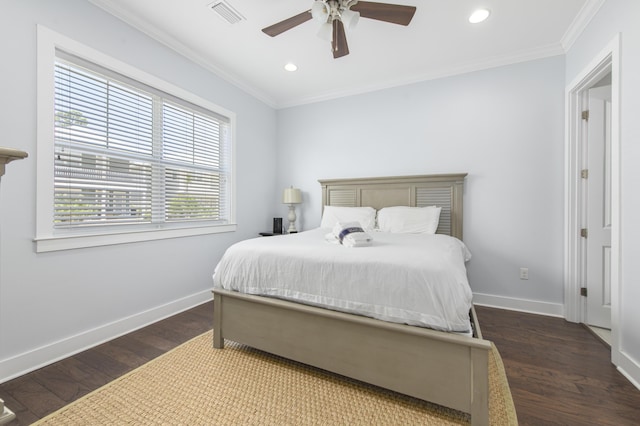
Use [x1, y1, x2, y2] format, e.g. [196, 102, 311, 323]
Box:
[213, 173, 492, 426]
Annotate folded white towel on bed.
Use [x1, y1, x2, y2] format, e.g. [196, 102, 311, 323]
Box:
[342, 232, 373, 247]
[325, 232, 340, 244]
[332, 222, 372, 247]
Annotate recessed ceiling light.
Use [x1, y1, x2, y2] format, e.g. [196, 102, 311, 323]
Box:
[284, 63, 298, 72]
[469, 9, 490, 24]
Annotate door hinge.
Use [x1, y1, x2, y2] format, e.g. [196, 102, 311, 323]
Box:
[581, 169, 589, 179]
[582, 110, 589, 120]
[580, 228, 588, 238]
[580, 287, 588, 297]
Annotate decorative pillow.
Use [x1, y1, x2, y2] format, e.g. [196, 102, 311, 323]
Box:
[376, 206, 442, 234]
[320, 206, 376, 231]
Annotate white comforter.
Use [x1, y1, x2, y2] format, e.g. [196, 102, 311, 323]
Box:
[212, 228, 473, 332]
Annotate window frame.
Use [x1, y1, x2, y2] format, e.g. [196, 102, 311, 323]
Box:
[36, 26, 236, 252]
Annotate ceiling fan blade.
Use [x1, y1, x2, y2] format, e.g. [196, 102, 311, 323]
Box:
[262, 10, 312, 37]
[332, 19, 349, 59]
[350, 1, 416, 26]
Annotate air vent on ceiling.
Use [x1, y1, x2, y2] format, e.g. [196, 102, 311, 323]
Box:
[209, 1, 245, 24]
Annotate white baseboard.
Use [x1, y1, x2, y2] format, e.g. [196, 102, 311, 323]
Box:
[473, 292, 565, 318]
[617, 351, 640, 392]
[0, 400, 16, 425]
[3, 289, 637, 394]
[0, 290, 211, 384]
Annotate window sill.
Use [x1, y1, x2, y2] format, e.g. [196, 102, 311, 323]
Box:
[34, 223, 237, 252]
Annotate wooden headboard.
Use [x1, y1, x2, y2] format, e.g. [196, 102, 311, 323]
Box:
[318, 173, 467, 240]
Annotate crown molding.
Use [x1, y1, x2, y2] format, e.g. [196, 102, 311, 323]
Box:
[89, 0, 592, 110]
[276, 42, 566, 109]
[88, 0, 278, 108]
[561, 0, 608, 51]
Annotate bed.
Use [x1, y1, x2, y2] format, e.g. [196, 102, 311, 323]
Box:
[212, 173, 492, 426]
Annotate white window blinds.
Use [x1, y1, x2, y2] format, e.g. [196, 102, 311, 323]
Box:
[53, 53, 231, 231]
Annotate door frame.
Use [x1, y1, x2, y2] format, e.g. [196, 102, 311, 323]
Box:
[564, 34, 621, 364]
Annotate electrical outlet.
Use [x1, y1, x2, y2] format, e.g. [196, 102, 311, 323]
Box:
[520, 267, 529, 280]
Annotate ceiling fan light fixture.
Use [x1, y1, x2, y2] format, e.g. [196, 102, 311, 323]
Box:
[340, 9, 360, 30]
[317, 21, 334, 42]
[311, 1, 330, 24]
[469, 9, 490, 24]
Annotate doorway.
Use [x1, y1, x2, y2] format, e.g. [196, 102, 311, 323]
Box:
[585, 81, 612, 341]
[564, 34, 620, 364]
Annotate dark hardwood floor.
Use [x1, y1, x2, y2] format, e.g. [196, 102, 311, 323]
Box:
[475, 306, 640, 426]
[0, 303, 213, 425]
[1, 302, 639, 425]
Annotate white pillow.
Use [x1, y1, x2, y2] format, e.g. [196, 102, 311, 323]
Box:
[320, 206, 376, 231]
[377, 206, 442, 234]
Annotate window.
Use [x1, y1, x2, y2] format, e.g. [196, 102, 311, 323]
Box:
[36, 27, 236, 252]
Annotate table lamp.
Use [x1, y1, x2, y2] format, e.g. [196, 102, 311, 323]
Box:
[282, 186, 302, 233]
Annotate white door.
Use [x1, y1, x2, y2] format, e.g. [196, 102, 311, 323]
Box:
[586, 85, 612, 329]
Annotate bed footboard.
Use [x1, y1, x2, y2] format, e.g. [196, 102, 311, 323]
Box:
[213, 289, 491, 426]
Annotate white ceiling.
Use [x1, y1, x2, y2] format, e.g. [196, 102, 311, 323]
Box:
[89, 0, 604, 109]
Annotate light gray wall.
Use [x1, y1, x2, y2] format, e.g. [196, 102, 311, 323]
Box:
[0, 0, 277, 381]
[565, 0, 640, 383]
[5, 0, 638, 390]
[276, 56, 566, 310]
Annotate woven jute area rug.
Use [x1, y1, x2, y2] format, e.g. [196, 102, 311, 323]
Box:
[35, 331, 518, 425]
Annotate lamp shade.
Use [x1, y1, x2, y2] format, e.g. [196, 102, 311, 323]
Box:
[340, 9, 359, 30]
[316, 21, 333, 42]
[311, 1, 330, 24]
[283, 187, 302, 204]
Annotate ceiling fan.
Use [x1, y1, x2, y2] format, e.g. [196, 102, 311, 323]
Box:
[262, 1, 417, 59]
